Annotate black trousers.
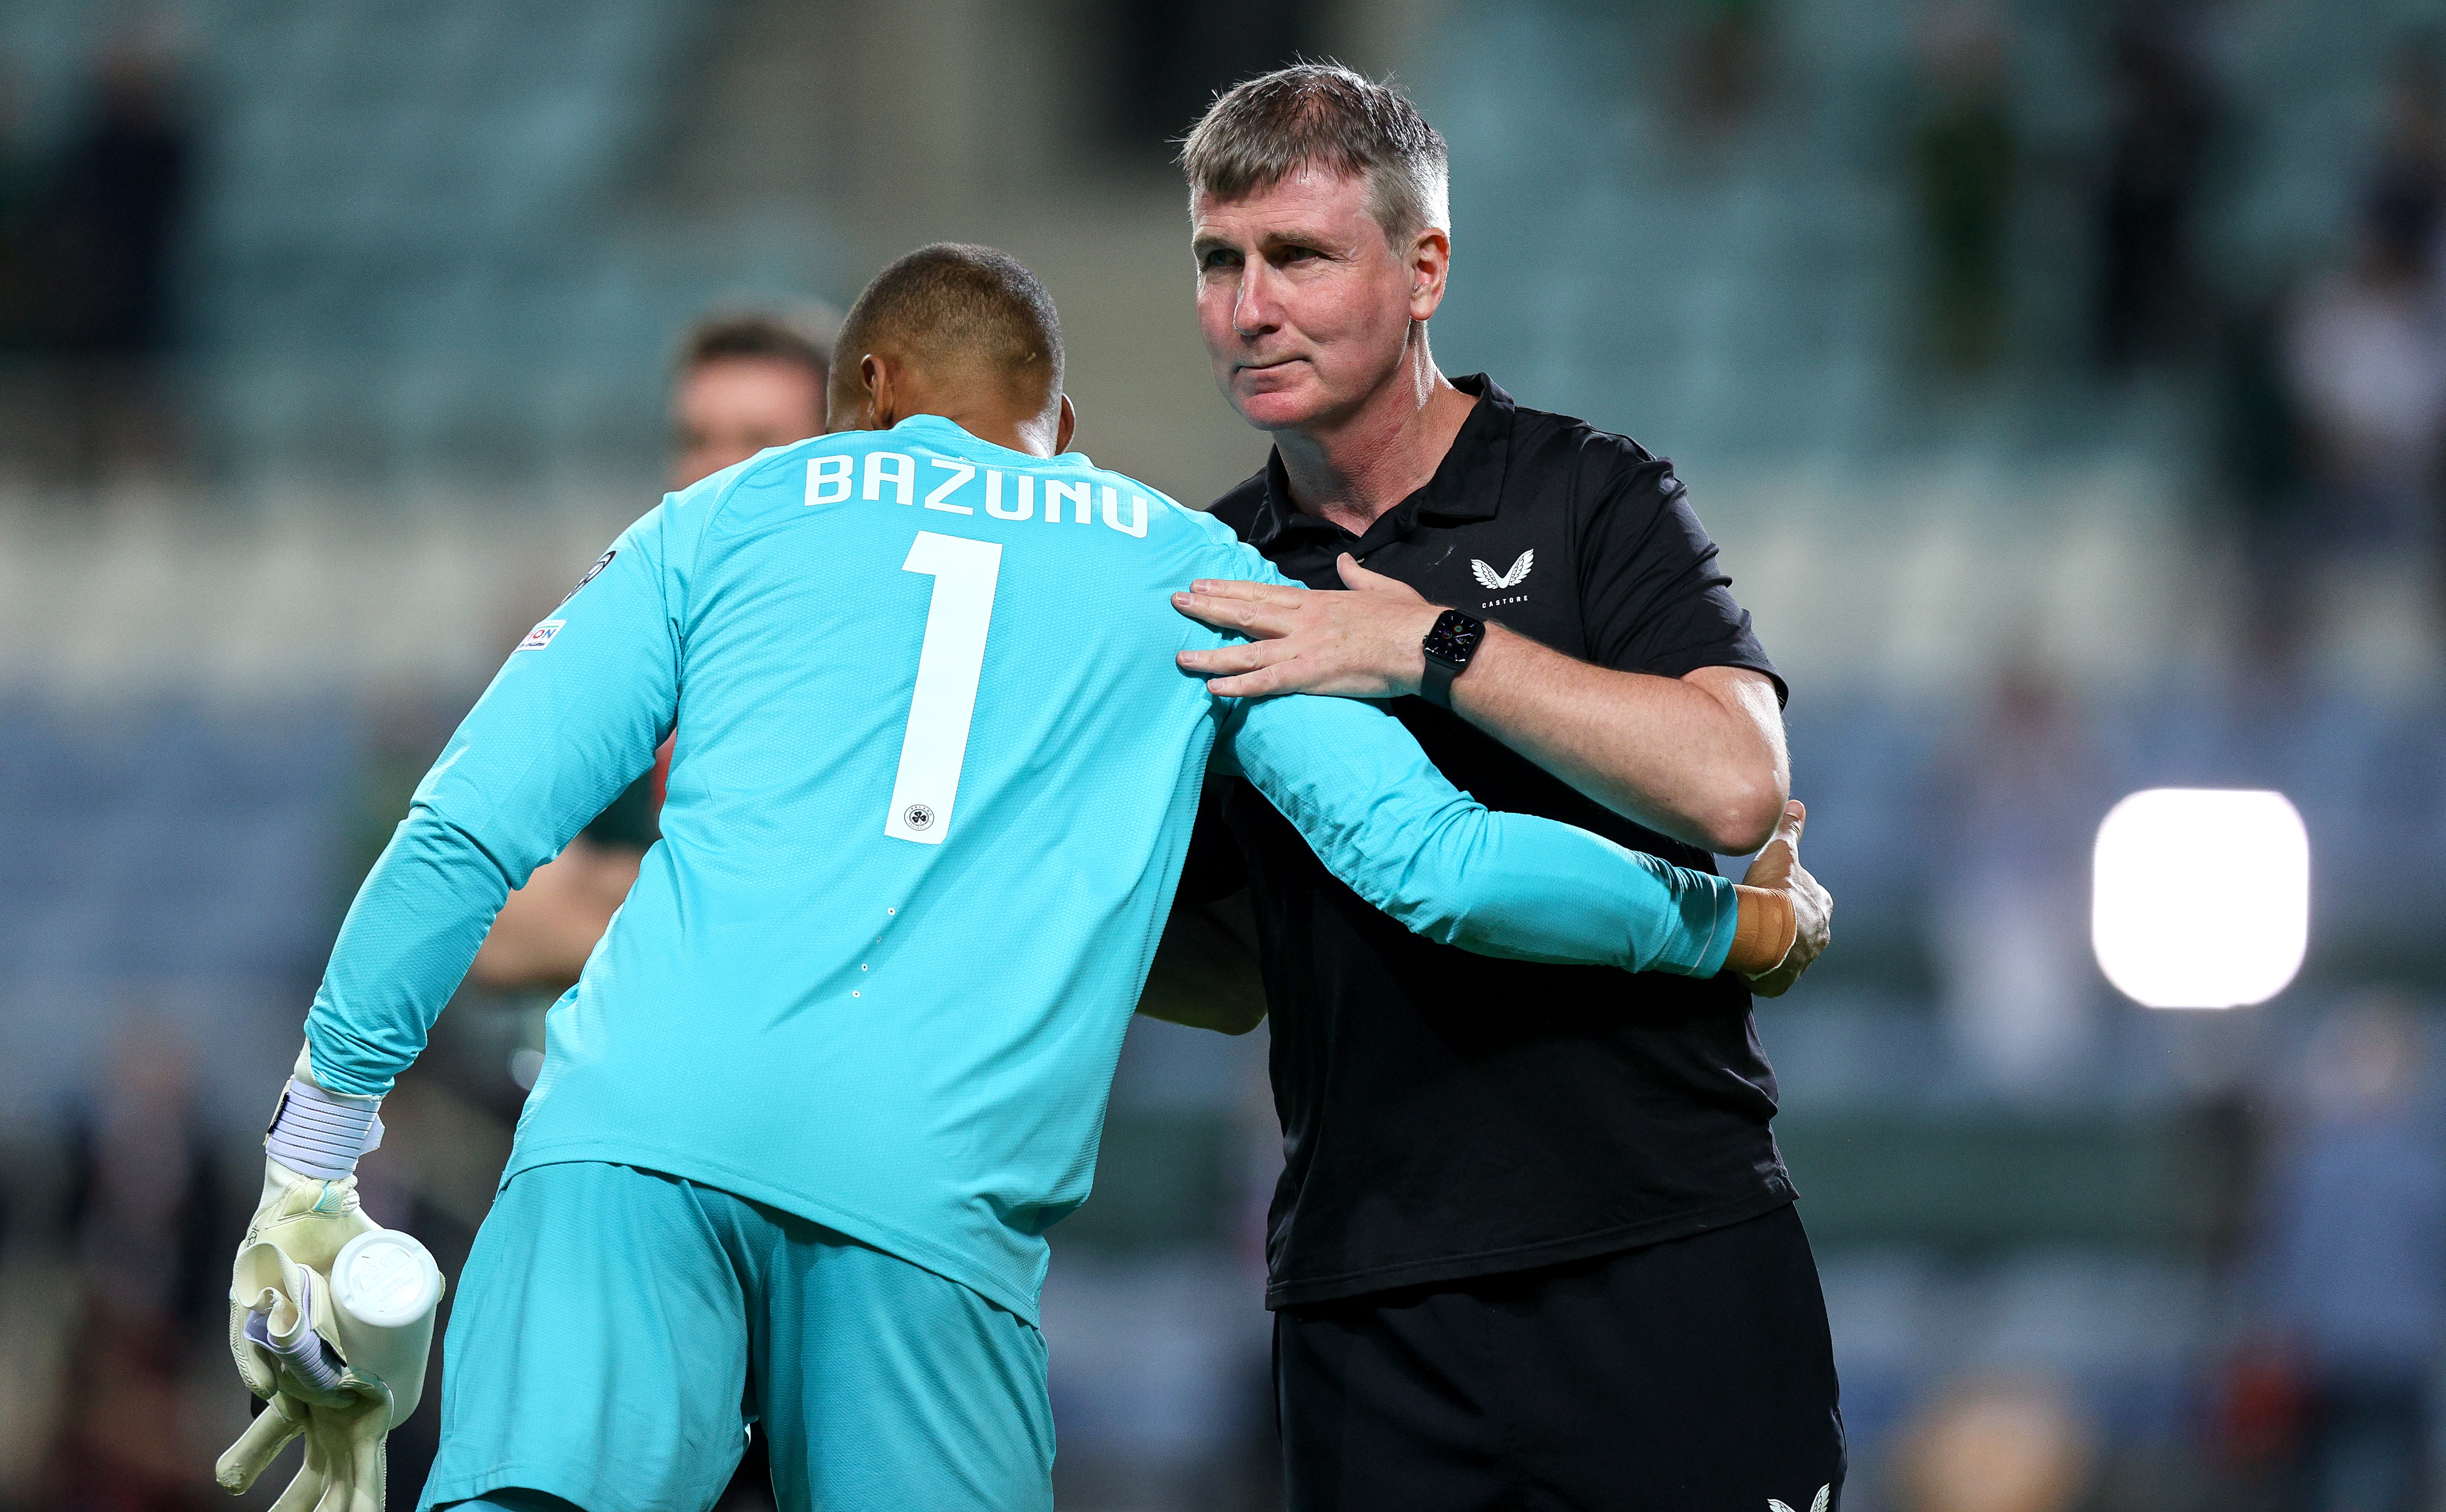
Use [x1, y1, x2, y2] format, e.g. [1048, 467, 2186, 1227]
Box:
[1274, 1204, 1844, 1512]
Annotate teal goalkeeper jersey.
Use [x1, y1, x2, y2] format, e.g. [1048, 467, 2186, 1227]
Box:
[304, 416, 1738, 1322]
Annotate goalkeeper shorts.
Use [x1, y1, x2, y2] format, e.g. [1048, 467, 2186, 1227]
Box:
[416, 1160, 1053, 1512]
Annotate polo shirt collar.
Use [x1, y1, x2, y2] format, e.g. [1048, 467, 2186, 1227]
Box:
[1244, 374, 1517, 555]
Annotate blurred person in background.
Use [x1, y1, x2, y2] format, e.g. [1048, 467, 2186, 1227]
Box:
[1674, 0, 1780, 154]
[1927, 659, 2105, 1095]
[0, 51, 47, 482]
[44, 1015, 221, 1512]
[2094, 11, 2217, 373]
[2280, 182, 2446, 572]
[1910, 3, 2017, 375]
[667, 309, 838, 507]
[2253, 40, 2446, 657]
[40, 36, 192, 488]
[465, 306, 828, 1512]
[2250, 994, 2446, 1512]
[2212, 270, 2316, 670]
[471, 308, 833, 994]
[1166, 66, 1837, 1512]
[0, 54, 42, 350]
[2369, 37, 2446, 249]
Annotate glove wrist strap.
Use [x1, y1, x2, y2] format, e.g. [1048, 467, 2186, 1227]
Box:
[266, 1079, 384, 1180]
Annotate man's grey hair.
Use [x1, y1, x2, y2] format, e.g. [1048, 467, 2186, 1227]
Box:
[1178, 63, 1451, 244]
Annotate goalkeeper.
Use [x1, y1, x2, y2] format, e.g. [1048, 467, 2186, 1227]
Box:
[217, 244, 1826, 1512]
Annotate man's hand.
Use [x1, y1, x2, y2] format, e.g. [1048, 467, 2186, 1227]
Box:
[1173, 551, 1789, 854]
[1730, 801, 1830, 997]
[1173, 553, 1441, 698]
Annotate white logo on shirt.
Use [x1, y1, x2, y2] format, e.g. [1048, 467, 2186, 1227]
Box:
[1768, 1486, 1830, 1512]
[1470, 548, 1535, 591]
[516, 619, 565, 652]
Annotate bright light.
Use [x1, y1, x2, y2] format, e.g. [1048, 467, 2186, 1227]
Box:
[2092, 788, 2308, 1009]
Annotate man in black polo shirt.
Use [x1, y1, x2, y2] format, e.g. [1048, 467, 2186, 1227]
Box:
[1162, 66, 1841, 1510]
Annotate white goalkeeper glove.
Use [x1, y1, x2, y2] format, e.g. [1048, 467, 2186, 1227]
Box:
[219, 1053, 441, 1512]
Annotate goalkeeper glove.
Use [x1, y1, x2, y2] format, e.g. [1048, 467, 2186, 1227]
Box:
[218, 1053, 441, 1512]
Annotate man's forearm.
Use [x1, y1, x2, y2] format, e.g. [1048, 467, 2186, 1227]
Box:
[1451, 630, 1788, 854]
[1169, 556, 1789, 855]
[306, 804, 521, 1097]
[1227, 688, 1738, 974]
[468, 838, 641, 989]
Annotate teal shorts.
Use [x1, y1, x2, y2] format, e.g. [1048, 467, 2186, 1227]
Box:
[416, 1161, 1054, 1512]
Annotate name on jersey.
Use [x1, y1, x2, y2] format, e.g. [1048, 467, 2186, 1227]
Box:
[805, 452, 1149, 539]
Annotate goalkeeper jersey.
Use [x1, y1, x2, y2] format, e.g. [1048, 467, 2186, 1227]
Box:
[302, 416, 1738, 1322]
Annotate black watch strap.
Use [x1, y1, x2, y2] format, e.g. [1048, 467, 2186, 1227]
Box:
[1418, 609, 1485, 711]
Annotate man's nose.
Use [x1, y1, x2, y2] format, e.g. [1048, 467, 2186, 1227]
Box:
[1232, 265, 1281, 338]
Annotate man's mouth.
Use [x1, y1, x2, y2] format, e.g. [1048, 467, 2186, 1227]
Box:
[1236, 357, 1307, 377]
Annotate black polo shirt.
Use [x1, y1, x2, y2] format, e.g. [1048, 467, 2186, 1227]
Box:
[1181, 374, 1797, 1310]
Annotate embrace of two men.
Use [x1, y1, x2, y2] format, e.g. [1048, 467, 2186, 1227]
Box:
[219, 62, 1835, 1512]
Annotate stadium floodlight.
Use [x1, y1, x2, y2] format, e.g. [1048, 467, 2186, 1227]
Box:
[2092, 788, 2308, 1009]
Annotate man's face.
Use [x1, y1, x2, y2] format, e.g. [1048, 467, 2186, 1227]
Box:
[671, 356, 828, 489]
[1191, 167, 1440, 434]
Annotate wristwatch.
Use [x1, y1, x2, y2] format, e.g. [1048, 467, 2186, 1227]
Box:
[1418, 609, 1486, 710]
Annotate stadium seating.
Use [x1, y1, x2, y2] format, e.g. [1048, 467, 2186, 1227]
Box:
[1408, 0, 2446, 486]
[0, 0, 838, 479]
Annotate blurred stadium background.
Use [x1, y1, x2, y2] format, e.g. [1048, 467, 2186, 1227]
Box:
[1, 1, 2443, 1509]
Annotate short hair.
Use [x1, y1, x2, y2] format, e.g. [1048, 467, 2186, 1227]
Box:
[1179, 63, 1450, 244]
[677, 307, 837, 381]
[833, 243, 1063, 406]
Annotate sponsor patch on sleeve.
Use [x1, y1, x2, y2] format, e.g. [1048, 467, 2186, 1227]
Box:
[517, 619, 566, 652]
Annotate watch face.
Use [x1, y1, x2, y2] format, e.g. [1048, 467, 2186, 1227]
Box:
[1423, 610, 1484, 665]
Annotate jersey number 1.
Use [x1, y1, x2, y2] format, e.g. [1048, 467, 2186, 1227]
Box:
[885, 531, 1002, 845]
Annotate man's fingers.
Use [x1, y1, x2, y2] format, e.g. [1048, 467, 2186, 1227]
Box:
[1183, 577, 1306, 606]
[1776, 799, 1805, 849]
[1747, 799, 1806, 880]
[1334, 552, 1423, 599]
[1750, 858, 1831, 998]
[1203, 667, 1296, 699]
[1177, 641, 1288, 676]
[1172, 591, 1299, 639]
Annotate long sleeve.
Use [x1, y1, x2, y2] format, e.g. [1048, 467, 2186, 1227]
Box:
[304, 502, 692, 1096]
[1216, 687, 1736, 976]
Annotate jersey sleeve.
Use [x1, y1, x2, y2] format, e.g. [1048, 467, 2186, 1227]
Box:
[1196, 541, 1736, 976]
[303, 500, 696, 1096]
[1575, 450, 1785, 703]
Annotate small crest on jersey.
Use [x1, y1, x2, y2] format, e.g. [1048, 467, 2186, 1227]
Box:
[557, 549, 617, 606]
[517, 619, 566, 652]
[902, 804, 935, 831]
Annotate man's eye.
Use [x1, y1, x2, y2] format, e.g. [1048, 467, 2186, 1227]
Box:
[1199, 249, 1238, 271]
